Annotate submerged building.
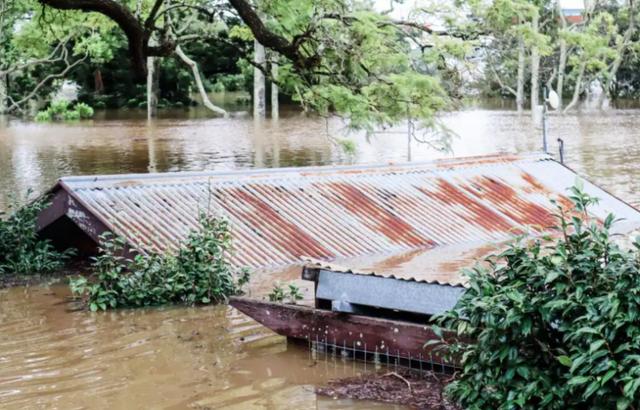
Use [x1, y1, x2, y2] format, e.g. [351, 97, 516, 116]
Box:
[37, 152, 640, 367]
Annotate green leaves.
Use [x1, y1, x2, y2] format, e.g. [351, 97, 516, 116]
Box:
[434, 184, 640, 409]
[0, 194, 75, 275]
[35, 101, 95, 122]
[557, 355, 572, 367]
[69, 214, 250, 310]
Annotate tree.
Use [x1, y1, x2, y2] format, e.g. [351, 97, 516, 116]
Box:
[459, 0, 640, 113]
[35, 0, 457, 130]
[595, 0, 637, 108]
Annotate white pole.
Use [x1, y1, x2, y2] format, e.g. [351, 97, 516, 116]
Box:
[253, 40, 266, 118]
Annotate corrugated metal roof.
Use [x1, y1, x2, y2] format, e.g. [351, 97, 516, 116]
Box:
[45, 152, 640, 272]
[303, 241, 504, 287]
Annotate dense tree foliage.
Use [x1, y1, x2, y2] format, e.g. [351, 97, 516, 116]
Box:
[432, 184, 640, 409]
[452, 0, 640, 111]
[2, 0, 637, 124]
[0, 0, 474, 133]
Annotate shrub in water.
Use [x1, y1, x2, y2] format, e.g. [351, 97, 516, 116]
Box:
[34, 110, 52, 122]
[0, 195, 74, 275]
[70, 214, 250, 311]
[34, 100, 95, 122]
[63, 109, 81, 121]
[432, 183, 640, 409]
[74, 102, 94, 119]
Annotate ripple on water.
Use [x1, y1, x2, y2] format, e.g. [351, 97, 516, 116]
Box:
[0, 282, 397, 409]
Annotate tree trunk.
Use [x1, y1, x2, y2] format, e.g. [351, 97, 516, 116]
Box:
[597, 2, 636, 109]
[271, 61, 279, 119]
[146, 57, 159, 119]
[556, 38, 567, 112]
[564, 61, 586, 113]
[175, 45, 227, 116]
[516, 36, 526, 113]
[556, 0, 568, 112]
[530, 12, 540, 120]
[94, 68, 105, 94]
[0, 72, 7, 114]
[254, 40, 266, 118]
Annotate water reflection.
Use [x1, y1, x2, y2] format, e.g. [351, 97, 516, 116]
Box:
[2, 107, 640, 210]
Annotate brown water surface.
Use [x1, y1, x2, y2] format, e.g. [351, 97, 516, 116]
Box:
[0, 283, 399, 409]
[1, 106, 640, 408]
[2, 107, 640, 210]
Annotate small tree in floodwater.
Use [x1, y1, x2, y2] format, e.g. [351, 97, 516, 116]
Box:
[70, 214, 249, 311]
[431, 183, 640, 409]
[0, 195, 74, 275]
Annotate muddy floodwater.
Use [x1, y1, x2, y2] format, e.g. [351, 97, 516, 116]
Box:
[1, 104, 640, 408]
[3, 106, 640, 209]
[0, 283, 397, 409]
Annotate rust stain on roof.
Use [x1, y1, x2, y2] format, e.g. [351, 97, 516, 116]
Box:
[435, 153, 521, 169]
[466, 176, 556, 231]
[39, 152, 640, 276]
[218, 187, 333, 260]
[322, 182, 435, 248]
[521, 171, 550, 193]
[436, 242, 499, 280]
[307, 241, 504, 287]
[420, 179, 515, 233]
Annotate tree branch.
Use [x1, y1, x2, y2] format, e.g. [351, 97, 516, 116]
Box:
[144, 0, 165, 29]
[39, 0, 149, 80]
[6, 49, 88, 113]
[0, 37, 70, 74]
[174, 45, 227, 116]
[227, 0, 319, 70]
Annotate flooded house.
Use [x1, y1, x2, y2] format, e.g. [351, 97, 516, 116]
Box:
[35, 152, 640, 368]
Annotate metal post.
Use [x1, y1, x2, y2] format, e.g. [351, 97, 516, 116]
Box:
[557, 138, 565, 164]
[407, 119, 412, 162]
[542, 87, 548, 153]
[407, 104, 412, 162]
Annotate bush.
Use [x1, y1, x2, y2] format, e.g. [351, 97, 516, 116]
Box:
[34, 110, 52, 122]
[35, 100, 95, 122]
[433, 183, 640, 409]
[0, 195, 74, 275]
[63, 109, 81, 121]
[48, 99, 71, 118]
[75, 102, 94, 119]
[70, 214, 250, 311]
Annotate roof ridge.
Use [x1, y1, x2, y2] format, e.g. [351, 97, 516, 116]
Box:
[59, 152, 552, 187]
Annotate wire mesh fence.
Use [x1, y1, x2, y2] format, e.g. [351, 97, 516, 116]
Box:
[306, 334, 457, 376]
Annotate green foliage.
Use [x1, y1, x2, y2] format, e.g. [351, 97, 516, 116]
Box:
[74, 103, 95, 119]
[0, 194, 74, 275]
[461, 0, 640, 101]
[35, 100, 95, 122]
[257, 1, 456, 131]
[268, 283, 287, 302]
[336, 138, 357, 155]
[70, 214, 250, 311]
[432, 183, 640, 409]
[268, 282, 304, 304]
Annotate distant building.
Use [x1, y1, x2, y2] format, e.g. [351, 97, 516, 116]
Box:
[560, 0, 585, 23]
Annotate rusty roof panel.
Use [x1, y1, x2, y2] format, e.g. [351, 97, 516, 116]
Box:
[51, 152, 640, 277]
[304, 241, 505, 287]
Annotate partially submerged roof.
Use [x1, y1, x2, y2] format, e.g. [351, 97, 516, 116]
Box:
[303, 240, 504, 287]
[37, 152, 640, 273]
